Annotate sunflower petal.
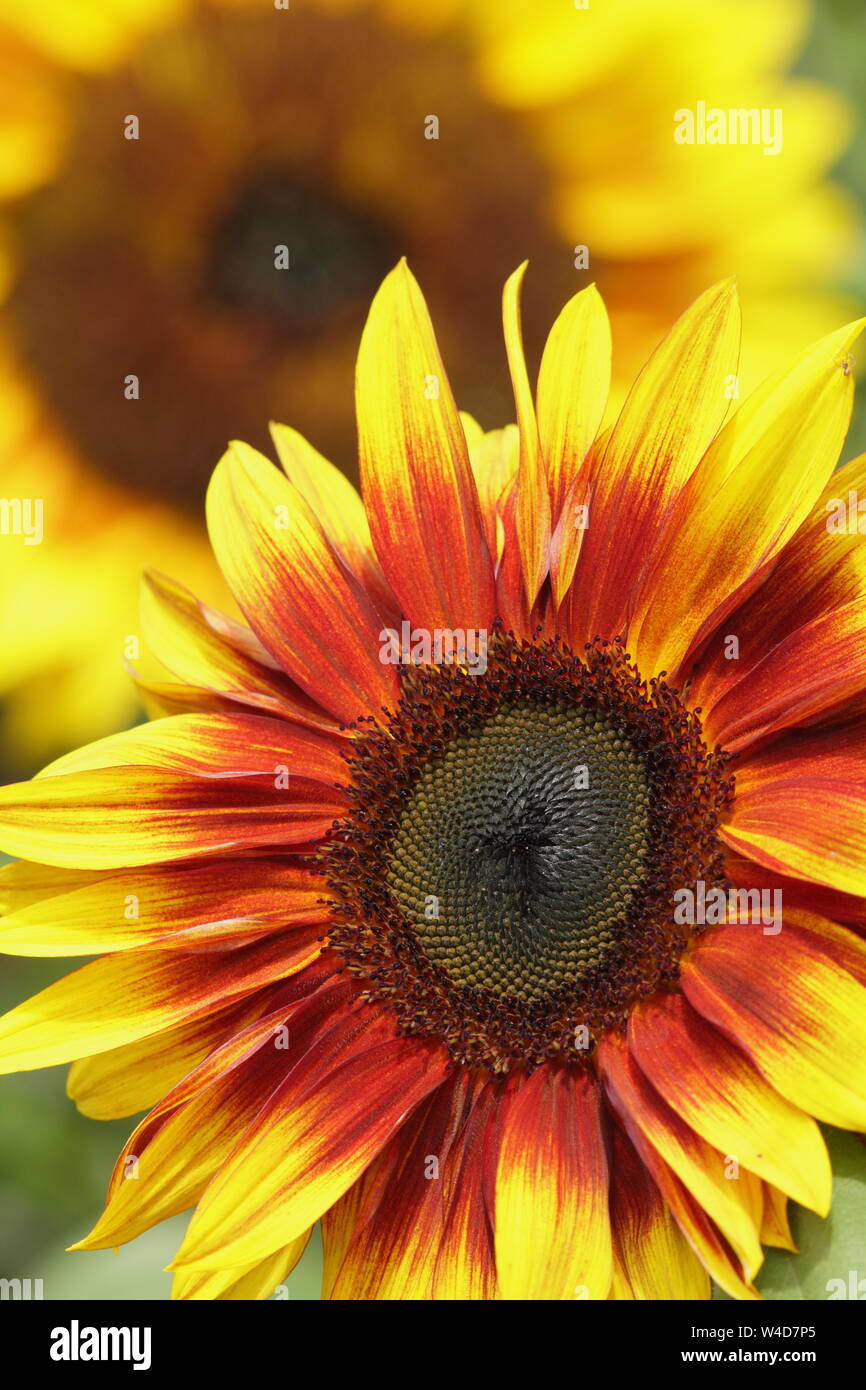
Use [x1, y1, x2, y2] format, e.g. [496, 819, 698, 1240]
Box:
[503, 262, 549, 608]
[722, 722, 866, 896]
[629, 316, 865, 677]
[494, 1067, 611, 1300]
[599, 1030, 763, 1280]
[537, 282, 611, 516]
[566, 279, 740, 641]
[536, 283, 610, 606]
[0, 766, 344, 869]
[172, 1235, 311, 1301]
[701, 600, 866, 754]
[269, 422, 397, 619]
[325, 1070, 484, 1300]
[0, 859, 326, 956]
[71, 976, 350, 1252]
[356, 260, 495, 630]
[66, 1000, 261, 1121]
[0, 931, 322, 1073]
[682, 922, 866, 1129]
[37, 711, 348, 786]
[170, 1013, 450, 1272]
[428, 1078, 500, 1300]
[140, 571, 343, 733]
[608, 1124, 710, 1300]
[686, 451, 866, 716]
[629, 992, 830, 1212]
[207, 443, 400, 724]
[761, 1185, 797, 1252]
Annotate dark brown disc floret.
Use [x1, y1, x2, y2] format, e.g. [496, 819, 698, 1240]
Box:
[321, 629, 734, 1072]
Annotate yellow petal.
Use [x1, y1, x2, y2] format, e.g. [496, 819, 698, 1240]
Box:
[495, 1068, 611, 1300]
[0, 932, 319, 1073]
[536, 282, 611, 606]
[356, 260, 495, 630]
[172, 1234, 311, 1301]
[630, 316, 866, 676]
[269, 423, 395, 617]
[566, 279, 741, 641]
[503, 262, 550, 607]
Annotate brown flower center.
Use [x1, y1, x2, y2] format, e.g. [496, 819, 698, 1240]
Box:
[323, 630, 734, 1072]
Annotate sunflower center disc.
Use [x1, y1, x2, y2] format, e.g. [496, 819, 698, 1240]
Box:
[325, 632, 734, 1072]
[388, 704, 649, 1001]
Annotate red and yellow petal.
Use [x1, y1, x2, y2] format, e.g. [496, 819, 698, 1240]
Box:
[723, 722, 866, 896]
[140, 571, 345, 735]
[776, 907, 866, 985]
[72, 972, 354, 1252]
[269, 422, 398, 622]
[685, 451, 866, 715]
[0, 764, 344, 870]
[356, 260, 495, 631]
[0, 858, 327, 956]
[608, 1124, 710, 1300]
[427, 1077, 501, 1300]
[725, 849, 866, 934]
[0, 929, 323, 1073]
[324, 1068, 484, 1300]
[493, 1066, 611, 1300]
[629, 316, 865, 678]
[700, 600, 866, 754]
[37, 711, 348, 787]
[681, 922, 866, 1129]
[170, 1007, 450, 1273]
[628, 992, 830, 1212]
[462, 417, 518, 570]
[566, 279, 740, 644]
[207, 442, 400, 724]
[599, 1030, 764, 1282]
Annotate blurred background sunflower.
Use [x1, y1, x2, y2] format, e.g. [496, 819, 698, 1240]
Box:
[1, 0, 865, 1301]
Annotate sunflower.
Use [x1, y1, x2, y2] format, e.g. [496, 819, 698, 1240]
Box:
[0, 0, 859, 763]
[1, 263, 865, 1300]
